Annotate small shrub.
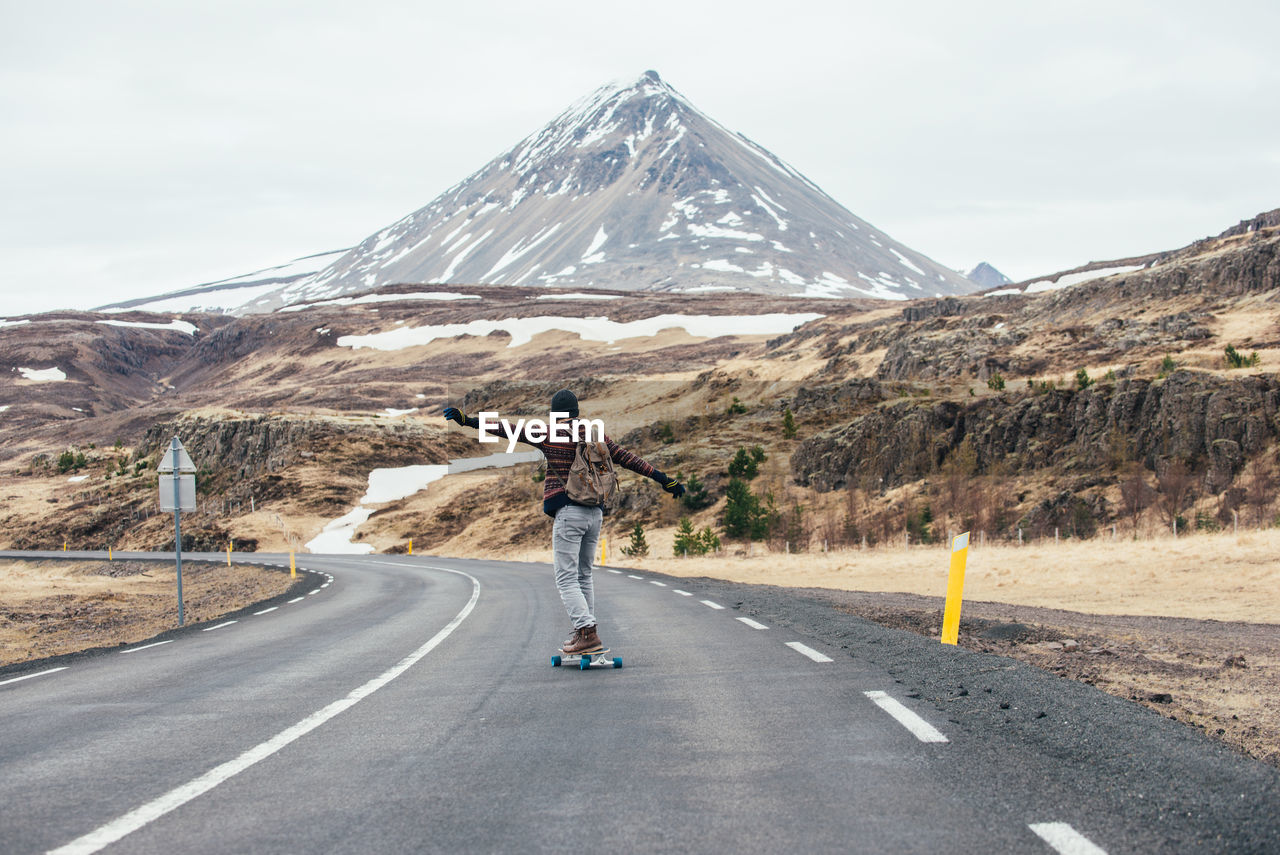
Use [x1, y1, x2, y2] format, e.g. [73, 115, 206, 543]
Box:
[1158, 355, 1178, 378]
[782, 408, 797, 439]
[728, 448, 759, 480]
[1075, 367, 1093, 390]
[1225, 344, 1260, 369]
[726, 396, 747, 416]
[680, 472, 713, 511]
[988, 372, 1005, 391]
[658, 422, 675, 445]
[57, 450, 76, 473]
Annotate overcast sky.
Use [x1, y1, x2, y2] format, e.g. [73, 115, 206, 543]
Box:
[2, 0, 1277, 316]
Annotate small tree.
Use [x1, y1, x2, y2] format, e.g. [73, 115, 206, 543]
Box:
[1225, 344, 1261, 369]
[1075, 367, 1093, 390]
[673, 517, 698, 556]
[726, 396, 747, 415]
[782, 408, 797, 439]
[680, 472, 713, 511]
[987, 372, 1005, 391]
[1120, 463, 1155, 535]
[728, 448, 759, 480]
[722, 478, 770, 540]
[1156, 459, 1193, 531]
[620, 522, 649, 557]
[1158, 355, 1178, 378]
[696, 526, 721, 554]
[658, 422, 675, 445]
[57, 450, 76, 473]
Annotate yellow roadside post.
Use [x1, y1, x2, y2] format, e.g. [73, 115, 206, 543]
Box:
[941, 531, 970, 645]
[290, 551, 296, 579]
[409, 538, 413, 555]
[63, 539, 67, 552]
[108, 545, 113, 561]
[226, 543, 232, 566]
[599, 535, 608, 565]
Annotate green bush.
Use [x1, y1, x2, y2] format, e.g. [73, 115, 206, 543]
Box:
[658, 422, 675, 445]
[726, 396, 747, 416]
[679, 472, 713, 511]
[57, 450, 76, 473]
[1158, 355, 1178, 378]
[1225, 344, 1260, 369]
[987, 372, 1005, 391]
[1075, 367, 1093, 390]
[728, 448, 759, 480]
[782, 408, 797, 439]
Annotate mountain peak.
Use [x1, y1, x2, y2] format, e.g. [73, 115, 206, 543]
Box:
[246, 74, 978, 307]
[966, 262, 1012, 289]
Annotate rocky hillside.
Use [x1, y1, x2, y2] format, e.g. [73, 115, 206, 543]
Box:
[1, 211, 1277, 554]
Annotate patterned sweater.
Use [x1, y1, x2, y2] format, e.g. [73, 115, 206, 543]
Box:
[461, 415, 669, 517]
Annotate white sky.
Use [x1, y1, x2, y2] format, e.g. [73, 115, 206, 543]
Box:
[2, 0, 1277, 315]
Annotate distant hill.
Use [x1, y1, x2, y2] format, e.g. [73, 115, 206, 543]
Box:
[965, 262, 1012, 289]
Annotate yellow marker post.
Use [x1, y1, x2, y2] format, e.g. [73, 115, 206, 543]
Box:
[599, 536, 608, 565]
[941, 532, 970, 645]
[108, 545, 113, 561]
[63, 540, 67, 552]
[409, 538, 413, 556]
[226, 544, 232, 566]
[290, 551, 296, 579]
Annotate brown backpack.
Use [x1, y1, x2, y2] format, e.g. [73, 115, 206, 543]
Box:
[564, 440, 618, 508]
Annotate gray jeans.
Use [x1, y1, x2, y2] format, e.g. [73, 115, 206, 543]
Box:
[552, 503, 603, 629]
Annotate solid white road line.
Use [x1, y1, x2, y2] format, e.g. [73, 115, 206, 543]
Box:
[120, 641, 175, 655]
[863, 691, 948, 743]
[201, 621, 237, 633]
[674, 590, 693, 596]
[286, 597, 305, 604]
[786, 641, 833, 663]
[48, 566, 482, 855]
[627, 575, 643, 580]
[649, 580, 667, 587]
[253, 607, 278, 616]
[736, 617, 768, 630]
[1028, 822, 1108, 855]
[700, 600, 725, 610]
[0, 666, 68, 686]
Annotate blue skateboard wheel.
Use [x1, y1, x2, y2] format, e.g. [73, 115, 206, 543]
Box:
[552, 655, 562, 667]
[579, 656, 591, 670]
[612, 657, 623, 668]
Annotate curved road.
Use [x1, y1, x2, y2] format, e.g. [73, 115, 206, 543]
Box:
[1, 551, 1276, 853]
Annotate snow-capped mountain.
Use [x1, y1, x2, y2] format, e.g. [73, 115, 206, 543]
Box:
[965, 262, 1012, 289]
[269, 71, 972, 306]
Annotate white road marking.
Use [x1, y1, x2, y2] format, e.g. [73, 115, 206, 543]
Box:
[307, 590, 320, 596]
[253, 607, 278, 616]
[286, 597, 305, 604]
[0, 666, 68, 686]
[120, 641, 175, 654]
[736, 617, 769, 630]
[863, 691, 948, 743]
[674, 590, 693, 596]
[607, 569, 622, 574]
[786, 642, 833, 663]
[1028, 822, 1108, 855]
[320, 583, 330, 588]
[48, 566, 482, 855]
[700, 600, 725, 610]
[201, 621, 237, 633]
[627, 575, 643, 580]
[649, 580, 667, 587]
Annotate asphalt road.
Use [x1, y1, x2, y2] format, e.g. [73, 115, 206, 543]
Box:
[1, 551, 1276, 854]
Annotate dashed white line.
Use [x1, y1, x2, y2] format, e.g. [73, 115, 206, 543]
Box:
[0, 666, 68, 686]
[674, 590, 693, 597]
[1028, 822, 1108, 855]
[286, 597, 305, 604]
[649, 580, 667, 587]
[320, 583, 330, 589]
[863, 691, 948, 743]
[253, 607, 278, 616]
[627, 575, 643, 580]
[47, 566, 482, 855]
[736, 617, 768, 630]
[785, 641, 833, 663]
[120, 641, 175, 654]
[607, 569, 622, 574]
[700, 600, 725, 610]
[201, 621, 237, 633]
[307, 590, 320, 596]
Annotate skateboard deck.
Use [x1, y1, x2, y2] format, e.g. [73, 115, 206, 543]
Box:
[552, 648, 623, 670]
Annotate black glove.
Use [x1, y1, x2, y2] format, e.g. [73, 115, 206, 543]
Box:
[443, 406, 465, 425]
[663, 479, 685, 499]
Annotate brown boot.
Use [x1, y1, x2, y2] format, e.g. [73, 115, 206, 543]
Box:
[560, 627, 581, 653]
[562, 624, 604, 655]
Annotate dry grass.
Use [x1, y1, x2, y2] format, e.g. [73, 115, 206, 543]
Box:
[0, 559, 295, 667]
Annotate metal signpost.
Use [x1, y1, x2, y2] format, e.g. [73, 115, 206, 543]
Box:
[158, 437, 197, 626]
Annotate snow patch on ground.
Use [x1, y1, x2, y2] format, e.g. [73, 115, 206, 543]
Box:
[17, 367, 66, 382]
[106, 283, 283, 315]
[336, 313, 824, 351]
[0, 319, 31, 328]
[280, 292, 480, 312]
[67, 475, 89, 483]
[983, 288, 1023, 298]
[306, 452, 542, 553]
[97, 319, 198, 335]
[383, 408, 419, 418]
[534, 293, 621, 301]
[1023, 265, 1144, 293]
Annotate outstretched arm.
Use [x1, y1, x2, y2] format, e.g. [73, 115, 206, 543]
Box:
[606, 438, 685, 499]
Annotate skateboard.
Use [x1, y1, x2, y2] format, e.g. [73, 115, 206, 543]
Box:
[552, 648, 623, 670]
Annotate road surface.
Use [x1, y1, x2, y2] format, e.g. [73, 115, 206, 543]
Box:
[1, 551, 1276, 853]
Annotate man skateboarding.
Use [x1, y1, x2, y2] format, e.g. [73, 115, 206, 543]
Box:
[445, 389, 684, 656]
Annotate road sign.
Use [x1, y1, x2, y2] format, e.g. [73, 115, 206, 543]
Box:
[157, 440, 195, 473]
[158, 474, 196, 511]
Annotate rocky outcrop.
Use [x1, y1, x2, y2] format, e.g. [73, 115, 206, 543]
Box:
[792, 371, 1280, 493]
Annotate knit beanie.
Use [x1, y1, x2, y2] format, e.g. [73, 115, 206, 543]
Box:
[550, 388, 579, 418]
